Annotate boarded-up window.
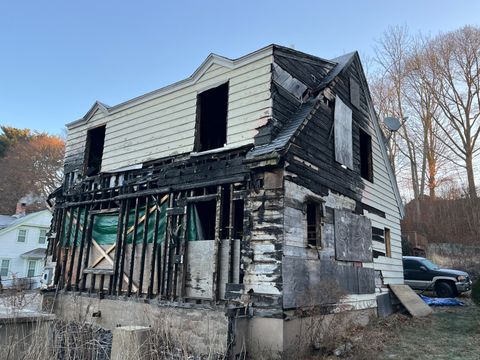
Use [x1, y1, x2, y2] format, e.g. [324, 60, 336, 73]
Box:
[350, 78, 360, 109]
[84, 125, 106, 176]
[194, 83, 228, 152]
[360, 129, 373, 182]
[385, 228, 392, 257]
[334, 96, 353, 169]
[334, 209, 372, 262]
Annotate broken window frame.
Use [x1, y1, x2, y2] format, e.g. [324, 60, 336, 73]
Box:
[306, 200, 323, 248]
[359, 128, 373, 182]
[194, 82, 229, 152]
[84, 125, 106, 176]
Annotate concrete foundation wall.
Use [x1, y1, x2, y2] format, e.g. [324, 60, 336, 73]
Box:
[46, 293, 228, 355]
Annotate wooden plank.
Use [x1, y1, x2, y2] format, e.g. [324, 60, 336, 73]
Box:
[184, 240, 216, 299]
[389, 284, 433, 317]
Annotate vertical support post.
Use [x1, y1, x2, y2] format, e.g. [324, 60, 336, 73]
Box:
[80, 213, 95, 292]
[118, 199, 131, 295]
[52, 208, 66, 262]
[228, 184, 235, 283]
[75, 206, 89, 291]
[176, 191, 189, 299]
[66, 206, 81, 290]
[112, 201, 125, 295]
[128, 197, 140, 297]
[138, 196, 150, 295]
[163, 193, 174, 297]
[59, 208, 75, 290]
[148, 196, 161, 298]
[213, 185, 224, 301]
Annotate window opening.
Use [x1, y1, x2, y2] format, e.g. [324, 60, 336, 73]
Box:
[27, 260, 36, 277]
[194, 83, 228, 152]
[306, 202, 322, 247]
[39, 229, 47, 244]
[0, 259, 10, 277]
[85, 125, 106, 176]
[17, 229, 27, 242]
[360, 129, 373, 182]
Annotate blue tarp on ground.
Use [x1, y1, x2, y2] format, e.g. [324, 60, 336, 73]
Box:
[420, 294, 464, 306]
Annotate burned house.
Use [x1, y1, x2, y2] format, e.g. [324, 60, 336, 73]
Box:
[46, 45, 404, 356]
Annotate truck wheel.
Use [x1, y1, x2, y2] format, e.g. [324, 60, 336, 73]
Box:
[435, 281, 455, 298]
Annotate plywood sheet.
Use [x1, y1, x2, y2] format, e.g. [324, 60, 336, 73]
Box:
[185, 240, 216, 299]
[390, 284, 433, 317]
[335, 210, 372, 262]
[334, 95, 353, 169]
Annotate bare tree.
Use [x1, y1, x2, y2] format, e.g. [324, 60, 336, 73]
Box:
[422, 26, 480, 198]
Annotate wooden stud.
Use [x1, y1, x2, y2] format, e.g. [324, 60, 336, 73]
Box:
[59, 209, 75, 290]
[66, 206, 81, 290]
[112, 201, 125, 293]
[163, 193, 174, 297]
[75, 206, 90, 291]
[128, 197, 140, 296]
[118, 198, 131, 295]
[138, 197, 150, 295]
[213, 185, 224, 301]
[80, 213, 95, 292]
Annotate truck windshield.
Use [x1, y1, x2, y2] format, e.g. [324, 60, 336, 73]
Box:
[421, 259, 439, 270]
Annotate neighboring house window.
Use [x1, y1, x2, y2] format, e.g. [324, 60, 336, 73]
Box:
[306, 201, 322, 247]
[385, 228, 392, 257]
[17, 228, 27, 242]
[84, 125, 106, 176]
[360, 128, 373, 182]
[194, 83, 229, 152]
[38, 229, 47, 244]
[0, 259, 10, 277]
[27, 260, 37, 277]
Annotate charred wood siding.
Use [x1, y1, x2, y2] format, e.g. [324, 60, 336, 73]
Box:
[285, 97, 365, 201]
[243, 184, 284, 311]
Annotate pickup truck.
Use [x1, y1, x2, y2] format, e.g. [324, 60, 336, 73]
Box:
[403, 256, 472, 298]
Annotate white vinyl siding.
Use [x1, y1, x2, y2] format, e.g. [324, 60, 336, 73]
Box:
[64, 51, 274, 172]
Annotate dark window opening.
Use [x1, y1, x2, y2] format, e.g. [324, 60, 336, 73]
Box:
[306, 202, 322, 247]
[373, 250, 385, 259]
[194, 200, 216, 240]
[194, 83, 228, 152]
[84, 125, 106, 176]
[360, 129, 373, 182]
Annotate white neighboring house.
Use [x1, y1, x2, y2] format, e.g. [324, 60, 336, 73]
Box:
[0, 209, 52, 289]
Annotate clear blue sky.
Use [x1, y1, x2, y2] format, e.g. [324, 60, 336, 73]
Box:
[0, 1, 479, 135]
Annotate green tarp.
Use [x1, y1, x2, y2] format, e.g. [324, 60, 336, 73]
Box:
[63, 201, 168, 246]
[61, 201, 207, 246]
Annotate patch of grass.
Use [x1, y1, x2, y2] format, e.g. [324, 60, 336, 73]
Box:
[380, 306, 480, 360]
